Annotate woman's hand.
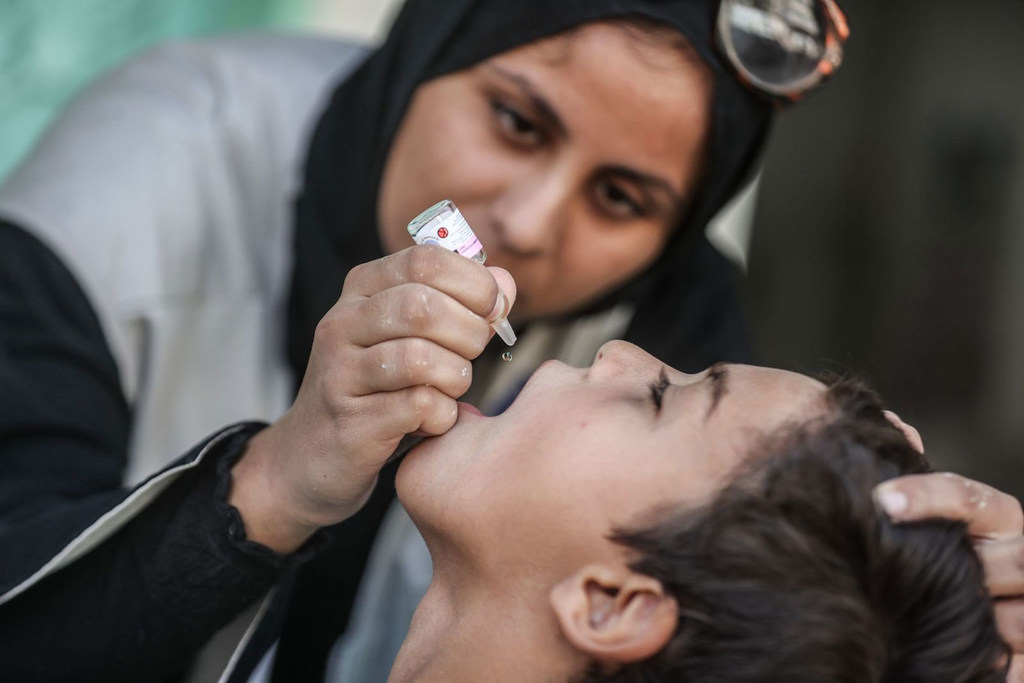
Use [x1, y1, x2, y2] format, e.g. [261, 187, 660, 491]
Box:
[875, 415, 1024, 679]
[230, 245, 516, 553]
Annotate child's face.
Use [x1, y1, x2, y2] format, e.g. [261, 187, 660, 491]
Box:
[396, 341, 828, 591]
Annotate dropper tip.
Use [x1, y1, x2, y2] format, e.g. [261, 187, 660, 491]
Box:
[492, 318, 517, 346]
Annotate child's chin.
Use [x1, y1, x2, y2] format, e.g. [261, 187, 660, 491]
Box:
[394, 437, 445, 508]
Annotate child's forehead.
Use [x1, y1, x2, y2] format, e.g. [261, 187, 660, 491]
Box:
[717, 365, 829, 410]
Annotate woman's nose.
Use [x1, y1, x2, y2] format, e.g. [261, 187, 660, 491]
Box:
[490, 166, 570, 257]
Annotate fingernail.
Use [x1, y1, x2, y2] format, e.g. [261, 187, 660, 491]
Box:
[875, 486, 908, 516]
[489, 292, 509, 322]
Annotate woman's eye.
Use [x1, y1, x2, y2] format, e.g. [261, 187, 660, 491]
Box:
[595, 178, 644, 219]
[492, 102, 543, 146]
[648, 369, 670, 412]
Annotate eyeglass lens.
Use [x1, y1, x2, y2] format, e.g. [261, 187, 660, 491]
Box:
[723, 0, 829, 89]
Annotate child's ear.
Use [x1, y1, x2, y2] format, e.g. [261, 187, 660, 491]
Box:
[550, 564, 677, 665]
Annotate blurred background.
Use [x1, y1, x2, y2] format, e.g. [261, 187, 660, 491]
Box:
[0, 0, 399, 179]
[1, 0, 1020, 495]
[747, 0, 1024, 494]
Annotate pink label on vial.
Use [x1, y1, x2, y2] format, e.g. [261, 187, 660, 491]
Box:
[455, 235, 483, 257]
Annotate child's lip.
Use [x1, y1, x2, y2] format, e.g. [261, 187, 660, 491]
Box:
[457, 401, 485, 417]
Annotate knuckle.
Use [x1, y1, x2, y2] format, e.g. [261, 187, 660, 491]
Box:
[360, 297, 390, 332]
[413, 401, 457, 436]
[343, 261, 371, 291]
[439, 400, 459, 429]
[426, 397, 458, 433]
[397, 337, 434, 376]
[368, 344, 393, 375]
[962, 478, 997, 515]
[321, 374, 357, 417]
[455, 362, 473, 394]
[408, 385, 437, 413]
[315, 302, 360, 347]
[397, 284, 434, 327]
[953, 481, 980, 517]
[406, 245, 445, 282]
[317, 351, 363, 405]
[933, 473, 977, 518]
[313, 313, 339, 346]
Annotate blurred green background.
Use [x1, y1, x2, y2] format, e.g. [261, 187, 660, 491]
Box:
[0, 0, 315, 181]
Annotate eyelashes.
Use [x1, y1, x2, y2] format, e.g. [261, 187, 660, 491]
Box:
[648, 368, 670, 411]
[491, 101, 544, 146]
[708, 364, 725, 382]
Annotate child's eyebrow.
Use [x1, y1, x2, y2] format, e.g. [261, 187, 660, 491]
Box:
[705, 363, 730, 419]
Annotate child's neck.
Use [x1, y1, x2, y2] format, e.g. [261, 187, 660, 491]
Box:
[387, 576, 579, 683]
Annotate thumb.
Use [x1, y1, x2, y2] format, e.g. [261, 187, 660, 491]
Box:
[874, 472, 1023, 539]
[486, 266, 517, 320]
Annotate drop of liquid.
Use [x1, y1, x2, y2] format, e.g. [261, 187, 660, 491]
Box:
[502, 351, 513, 362]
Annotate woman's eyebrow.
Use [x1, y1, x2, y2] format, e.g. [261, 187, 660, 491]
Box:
[484, 65, 568, 139]
[705, 362, 730, 419]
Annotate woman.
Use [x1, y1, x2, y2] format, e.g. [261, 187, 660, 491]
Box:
[0, 1, 1021, 681]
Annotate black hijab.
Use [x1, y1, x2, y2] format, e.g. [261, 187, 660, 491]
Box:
[287, 0, 773, 381]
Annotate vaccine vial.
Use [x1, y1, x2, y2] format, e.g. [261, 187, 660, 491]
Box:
[406, 200, 516, 346]
[407, 200, 486, 264]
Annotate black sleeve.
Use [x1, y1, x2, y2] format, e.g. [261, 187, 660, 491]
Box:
[0, 427, 297, 683]
[0, 220, 133, 572]
[0, 222, 321, 681]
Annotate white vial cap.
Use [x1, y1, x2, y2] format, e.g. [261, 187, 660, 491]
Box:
[492, 317, 517, 346]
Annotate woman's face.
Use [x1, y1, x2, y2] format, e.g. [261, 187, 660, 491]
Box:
[377, 21, 713, 319]
[396, 341, 828, 590]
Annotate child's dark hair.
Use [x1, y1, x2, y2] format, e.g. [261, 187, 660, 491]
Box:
[585, 379, 1008, 683]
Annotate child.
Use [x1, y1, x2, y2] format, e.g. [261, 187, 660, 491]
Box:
[387, 341, 1006, 682]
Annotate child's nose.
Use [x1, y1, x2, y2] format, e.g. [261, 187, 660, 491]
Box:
[590, 340, 649, 379]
